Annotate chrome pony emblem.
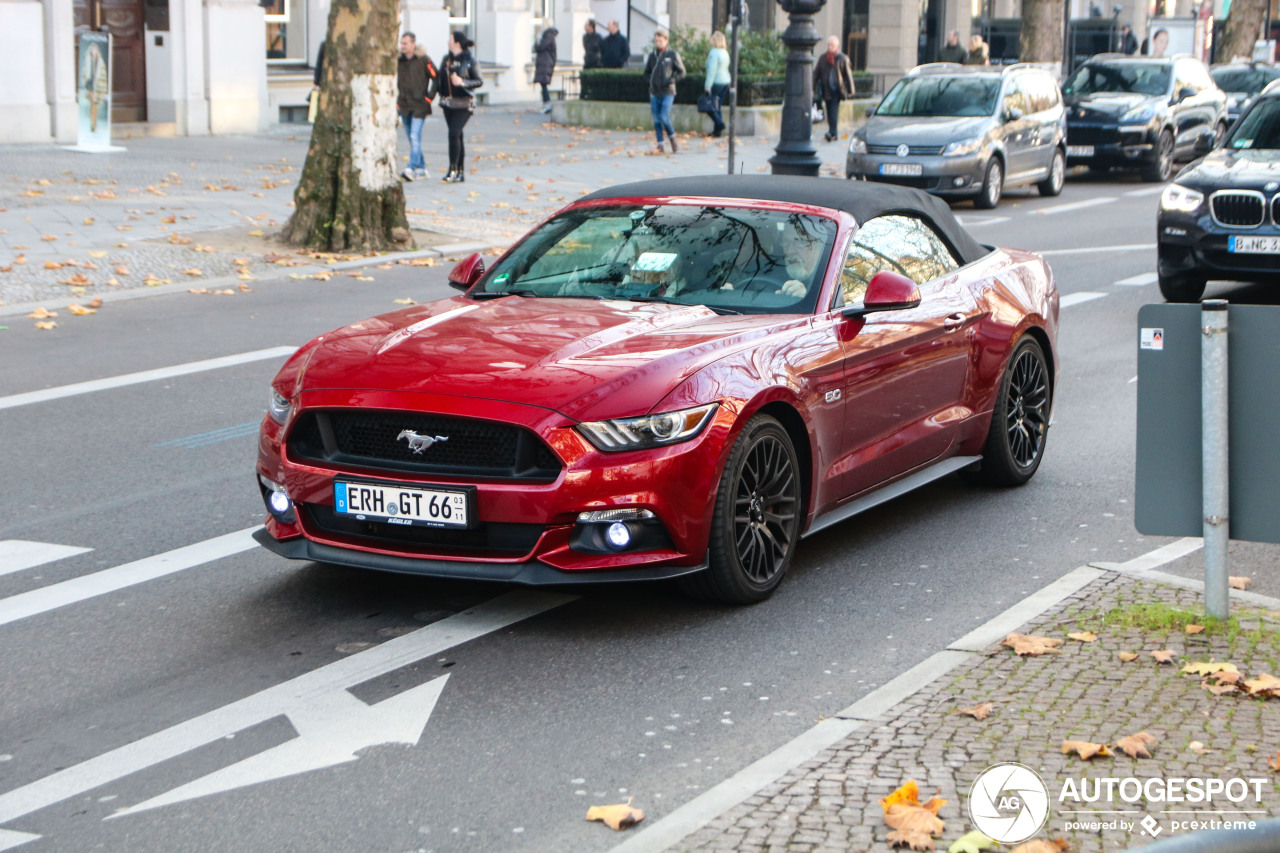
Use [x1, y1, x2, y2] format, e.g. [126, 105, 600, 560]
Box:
[397, 430, 449, 454]
[896, 143, 910, 158]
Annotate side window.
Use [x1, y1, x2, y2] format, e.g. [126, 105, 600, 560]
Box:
[1003, 79, 1027, 116]
[835, 215, 961, 307]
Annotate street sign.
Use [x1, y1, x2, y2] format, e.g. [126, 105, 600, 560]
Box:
[1135, 303, 1280, 544]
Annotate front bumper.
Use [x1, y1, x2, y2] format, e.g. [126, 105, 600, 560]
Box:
[1158, 208, 1280, 282]
[845, 151, 987, 197]
[1065, 123, 1156, 167]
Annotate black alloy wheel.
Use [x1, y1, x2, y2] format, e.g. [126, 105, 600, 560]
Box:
[975, 158, 1004, 209]
[680, 414, 801, 604]
[973, 337, 1051, 486]
[1158, 271, 1206, 303]
[1142, 130, 1174, 182]
[1038, 149, 1065, 197]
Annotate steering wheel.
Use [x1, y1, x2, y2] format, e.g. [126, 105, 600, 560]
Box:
[735, 272, 789, 294]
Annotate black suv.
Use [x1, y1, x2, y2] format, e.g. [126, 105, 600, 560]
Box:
[1156, 80, 1280, 302]
[1063, 54, 1227, 182]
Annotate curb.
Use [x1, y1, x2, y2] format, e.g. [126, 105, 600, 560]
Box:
[605, 545, 1280, 853]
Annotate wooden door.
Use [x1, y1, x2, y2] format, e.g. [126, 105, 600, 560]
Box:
[74, 0, 147, 122]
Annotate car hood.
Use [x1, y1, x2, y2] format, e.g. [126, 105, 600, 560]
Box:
[861, 115, 990, 145]
[1064, 92, 1154, 119]
[1175, 147, 1280, 190]
[295, 296, 795, 422]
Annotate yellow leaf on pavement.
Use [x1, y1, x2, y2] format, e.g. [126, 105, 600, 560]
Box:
[1243, 673, 1280, 697]
[27, 307, 57, 319]
[66, 304, 96, 316]
[182, 268, 203, 276]
[1230, 576, 1253, 590]
[953, 702, 994, 721]
[35, 320, 57, 330]
[1189, 741, 1211, 754]
[948, 831, 996, 853]
[584, 801, 644, 831]
[1117, 652, 1139, 662]
[1182, 661, 1239, 676]
[1115, 731, 1157, 759]
[1002, 633, 1063, 656]
[1150, 650, 1176, 664]
[1068, 631, 1098, 643]
[1185, 624, 1205, 634]
[1062, 740, 1112, 760]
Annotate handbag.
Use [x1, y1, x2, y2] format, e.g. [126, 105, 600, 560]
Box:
[697, 93, 719, 114]
[439, 95, 475, 112]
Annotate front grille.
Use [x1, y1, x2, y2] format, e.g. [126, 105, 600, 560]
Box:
[1067, 126, 1120, 147]
[1210, 191, 1265, 228]
[302, 504, 544, 557]
[867, 144, 945, 156]
[288, 410, 562, 481]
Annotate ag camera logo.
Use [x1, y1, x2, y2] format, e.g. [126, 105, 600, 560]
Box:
[969, 763, 1050, 844]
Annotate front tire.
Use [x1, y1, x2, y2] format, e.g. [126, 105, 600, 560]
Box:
[1038, 149, 1065, 197]
[1142, 130, 1174, 182]
[973, 337, 1051, 487]
[1158, 271, 1206, 303]
[974, 158, 1004, 209]
[679, 414, 801, 604]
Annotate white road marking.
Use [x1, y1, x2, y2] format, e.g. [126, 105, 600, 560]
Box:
[0, 830, 38, 853]
[1060, 291, 1108, 307]
[0, 541, 91, 579]
[956, 215, 1010, 227]
[0, 529, 258, 628]
[1039, 243, 1156, 256]
[0, 590, 574, 843]
[1032, 197, 1116, 215]
[1125, 185, 1168, 197]
[0, 347, 297, 412]
[1115, 272, 1158, 287]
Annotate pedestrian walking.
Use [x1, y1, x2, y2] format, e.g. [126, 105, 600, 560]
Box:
[703, 31, 730, 138]
[533, 25, 558, 115]
[602, 20, 630, 69]
[397, 32, 439, 181]
[583, 20, 603, 69]
[438, 31, 483, 183]
[938, 30, 965, 63]
[1118, 23, 1138, 55]
[812, 35, 854, 142]
[645, 29, 685, 154]
[963, 34, 989, 66]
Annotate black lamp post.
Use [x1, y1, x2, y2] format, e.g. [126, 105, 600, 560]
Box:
[768, 0, 827, 176]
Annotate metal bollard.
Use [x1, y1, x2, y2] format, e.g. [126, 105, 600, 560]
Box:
[1201, 299, 1229, 620]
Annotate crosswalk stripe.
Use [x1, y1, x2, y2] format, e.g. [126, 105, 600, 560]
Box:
[0, 528, 258, 628]
[0, 541, 91, 579]
[1114, 272, 1158, 286]
[1060, 291, 1108, 307]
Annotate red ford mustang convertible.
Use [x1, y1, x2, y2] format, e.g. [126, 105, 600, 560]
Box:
[255, 176, 1058, 603]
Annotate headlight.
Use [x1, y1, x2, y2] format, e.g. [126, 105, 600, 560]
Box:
[577, 403, 718, 452]
[1160, 184, 1204, 213]
[848, 136, 867, 155]
[942, 136, 982, 157]
[1120, 105, 1155, 124]
[268, 388, 292, 425]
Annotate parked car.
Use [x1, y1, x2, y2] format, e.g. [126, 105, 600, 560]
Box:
[846, 63, 1067, 209]
[1063, 53, 1228, 182]
[1156, 81, 1280, 302]
[254, 177, 1060, 604]
[1209, 61, 1280, 124]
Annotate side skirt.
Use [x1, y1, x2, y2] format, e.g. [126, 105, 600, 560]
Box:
[803, 456, 981, 539]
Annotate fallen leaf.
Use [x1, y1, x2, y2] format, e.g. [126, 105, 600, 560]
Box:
[1186, 624, 1205, 634]
[1243, 673, 1280, 697]
[247, 229, 265, 237]
[44, 260, 63, 270]
[83, 217, 95, 225]
[887, 828, 937, 850]
[167, 232, 192, 245]
[59, 273, 91, 286]
[1062, 740, 1112, 760]
[14, 254, 26, 264]
[392, 298, 416, 305]
[1068, 631, 1098, 643]
[1189, 741, 1211, 754]
[159, 214, 176, 224]
[1212, 670, 1242, 684]
[1269, 751, 1280, 772]
[35, 320, 57, 330]
[947, 831, 996, 853]
[1183, 661, 1239, 676]
[1230, 576, 1253, 590]
[88, 251, 108, 258]
[885, 803, 946, 849]
[1115, 730, 1157, 759]
[1150, 650, 1176, 664]
[188, 287, 210, 294]
[115, 266, 130, 276]
[953, 702, 994, 721]
[1002, 633, 1063, 656]
[87, 298, 102, 308]
[237, 282, 253, 292]
[1009, 840, 1069, 853]
[27, 307, 57, 318]
[40, 234, 57, 242]
[66, 304, 96, 316]
[105, 278, 119, 286]
[880, 780, 922, 814]
[1117, 652, 1139, 662]
[182, 268, 204, 277]
[1201, 679, 1238, 696]
[584, 801, 643, 831]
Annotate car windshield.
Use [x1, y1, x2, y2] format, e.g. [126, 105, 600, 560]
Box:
[475, 204, 839, 315]
[1228, 99, 1280, 149]
[1062, 62, 1170, 97]
[875, 75, 1000, 117]
[1211, 66, 1280, 94]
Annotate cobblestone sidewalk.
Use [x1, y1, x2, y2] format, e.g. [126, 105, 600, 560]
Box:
[678, 572, 1280, 852]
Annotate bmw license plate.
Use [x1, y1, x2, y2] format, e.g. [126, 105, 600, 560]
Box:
[880, 163, 923, 176]
[335, 481, 470, 528]
[1067, 145, 1094, 157]
[1228, 235, 1280, 254]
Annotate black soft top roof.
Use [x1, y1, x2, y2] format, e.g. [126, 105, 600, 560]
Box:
[579, 175, 991, 266]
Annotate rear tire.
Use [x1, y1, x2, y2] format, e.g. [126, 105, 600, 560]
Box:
[1158, 271, 1206, 303]
[679, 414, 801, 604]
[974, 158, 1004, 209]
[1038, 149, 1065, 196]
[973, 337, 1051, 487]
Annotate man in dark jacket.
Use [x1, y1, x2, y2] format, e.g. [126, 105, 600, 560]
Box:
[812, 35, 855, 142]
[602, 20, 629, 68]
[644, 29, 685, 153]
[583, 20, 603, 69]
[533, 26, 558, 114]
[938, 30, 965, 63]
[397, 32, 438, 180]
[1118, 23, 1138, 55]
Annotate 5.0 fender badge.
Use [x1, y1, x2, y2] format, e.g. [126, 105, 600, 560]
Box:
[398, 430, 449, 454]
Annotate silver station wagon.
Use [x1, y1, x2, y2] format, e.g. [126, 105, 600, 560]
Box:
[847, 63, 1067, 209]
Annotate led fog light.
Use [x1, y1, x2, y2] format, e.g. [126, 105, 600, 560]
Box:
[605, 522, 632, 550]
[259, 475, 296, 523]
[269, 490, 292, 515]
[571, 508, 672, 555]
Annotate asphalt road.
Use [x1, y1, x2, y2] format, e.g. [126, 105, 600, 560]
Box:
[1, 173, 1277, 853]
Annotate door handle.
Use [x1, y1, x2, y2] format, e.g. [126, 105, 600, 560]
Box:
[943, 313, 968, 331]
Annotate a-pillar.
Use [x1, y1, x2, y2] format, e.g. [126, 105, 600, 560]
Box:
[0, 0, 52, 142]
[205, 0, 267, 133]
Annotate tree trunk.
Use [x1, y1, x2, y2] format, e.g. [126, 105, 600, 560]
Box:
[1020, 0, 1065, 64]
[283, 0, 413, 252]
[1219, 0, 1268, 64]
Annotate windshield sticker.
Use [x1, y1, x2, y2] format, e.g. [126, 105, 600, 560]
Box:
[633, 252, 678, 272]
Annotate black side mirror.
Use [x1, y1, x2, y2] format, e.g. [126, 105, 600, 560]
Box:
[1004, 107, 1023, 122]
[1175, 86, 1196, 103]
[448, 253, 486, 292]
[842, 270, 922, 319]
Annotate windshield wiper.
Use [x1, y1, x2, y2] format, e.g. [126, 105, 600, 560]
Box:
[470, 289, 542, 300]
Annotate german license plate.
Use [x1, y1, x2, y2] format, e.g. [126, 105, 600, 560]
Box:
[335, 481, 469, 528]
[1228, 235, 1280, 254]
[1067, 145, 1094, 157]
[880, 163, 923, 176]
